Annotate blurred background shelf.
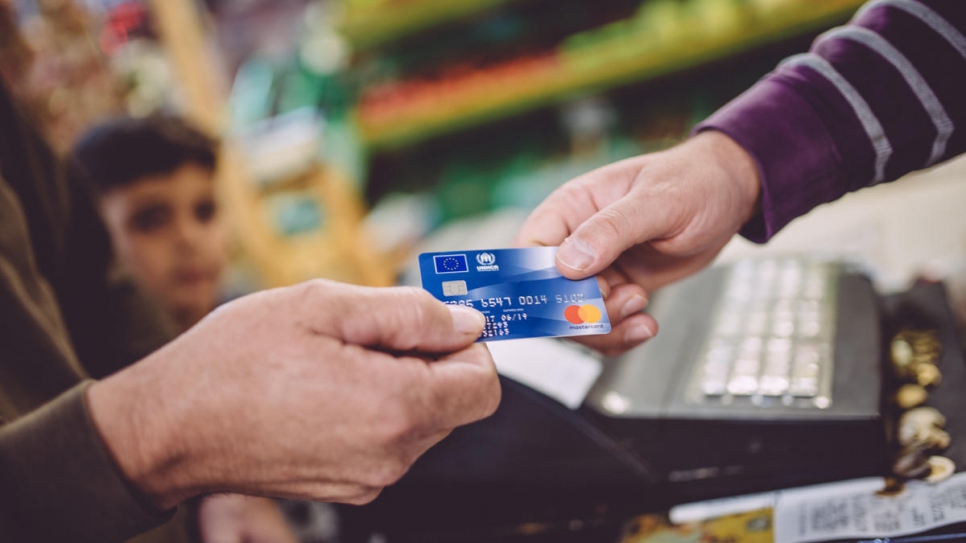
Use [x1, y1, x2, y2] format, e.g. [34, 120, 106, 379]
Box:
[355, 0, 864, 151]
[340, 0, 516, 50]
[5, 0, 875, 288]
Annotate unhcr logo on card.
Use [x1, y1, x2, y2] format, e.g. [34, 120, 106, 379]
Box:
[476, 252, 500, 272]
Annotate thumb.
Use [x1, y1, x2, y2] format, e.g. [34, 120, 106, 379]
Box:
[308, 283, 485, 353]
[555, 195, 668, 279]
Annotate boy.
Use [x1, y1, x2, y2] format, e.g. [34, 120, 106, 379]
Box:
[71, 115, 228, 332]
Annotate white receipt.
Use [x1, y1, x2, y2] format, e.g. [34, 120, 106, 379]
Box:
[671, 473, 966, 543]
[670, 478, 881, 525]
[774, 473, 966, 543]
[487, 338, 602, 410]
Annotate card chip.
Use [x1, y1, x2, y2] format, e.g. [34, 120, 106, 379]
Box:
[442, 280, 468, 297]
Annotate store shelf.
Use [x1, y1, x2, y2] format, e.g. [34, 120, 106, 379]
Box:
[340, 0, 515, 50]
[356, 0, 865, 151]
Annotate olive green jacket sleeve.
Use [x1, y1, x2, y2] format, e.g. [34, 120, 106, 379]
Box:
[0, 382, 173, 542]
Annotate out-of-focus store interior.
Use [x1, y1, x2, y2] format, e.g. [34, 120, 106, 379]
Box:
[12, 0, 950, 292]
[4, 0, 966, 542]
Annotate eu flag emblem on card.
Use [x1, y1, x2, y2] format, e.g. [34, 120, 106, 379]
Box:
[419, 247, 611, 342]
[434, 254, 469, 274]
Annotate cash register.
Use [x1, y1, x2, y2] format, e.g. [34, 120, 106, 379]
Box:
[346, 257, 891, 540]
[583, 257, 884, 499]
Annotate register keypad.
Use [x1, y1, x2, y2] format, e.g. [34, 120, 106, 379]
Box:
[689, 258, 837, 409]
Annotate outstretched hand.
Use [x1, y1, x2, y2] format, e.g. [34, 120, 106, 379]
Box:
[515, 131, 761, 355]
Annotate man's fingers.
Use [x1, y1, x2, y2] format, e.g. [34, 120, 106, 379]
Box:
[569, 312, 658, 356]
[513, 160, 630, 248]
[570, 283, 651, 355]
[602, 283, 649, 323]
[280, 481, 383, 505]
[598, 266, 630, 290]
[423, 344, 501, 430]
[597, 265, 638, 301]
[301, 282, 485, 354]
[513, 188, 581, 249]
[616, 245, 724, 293]
[556, 194, 672, 280]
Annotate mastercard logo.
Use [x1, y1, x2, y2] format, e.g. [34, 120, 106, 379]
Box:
[564, 304, 603, 325]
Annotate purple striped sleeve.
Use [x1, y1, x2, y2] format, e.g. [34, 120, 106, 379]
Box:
[695, 0, 966, 243]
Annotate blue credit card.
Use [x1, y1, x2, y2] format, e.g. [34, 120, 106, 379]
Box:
[418, 247, 611, 342]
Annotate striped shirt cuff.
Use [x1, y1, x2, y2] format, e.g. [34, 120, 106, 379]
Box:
[696, 0, 966, 243]
[695, 77, 850, 243]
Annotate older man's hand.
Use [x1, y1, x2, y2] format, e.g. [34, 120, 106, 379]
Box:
[88, 281, 500, 509]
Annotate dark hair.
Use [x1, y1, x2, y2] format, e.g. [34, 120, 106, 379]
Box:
[70, 115, 219, 192]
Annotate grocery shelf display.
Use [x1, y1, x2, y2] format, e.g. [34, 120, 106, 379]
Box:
[354, 0, 865, 151]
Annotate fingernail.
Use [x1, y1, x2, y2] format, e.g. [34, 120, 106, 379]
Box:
[620, 295, 648, 320]
[558, 237, 596, 271]
[449, 305, 485, 334]
[625, 323, 655, 343]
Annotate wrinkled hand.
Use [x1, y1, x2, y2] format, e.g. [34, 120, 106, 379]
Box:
[197, 495, 299, 543]
[89, 281, 500, 509]
[514, 131, 760, 355]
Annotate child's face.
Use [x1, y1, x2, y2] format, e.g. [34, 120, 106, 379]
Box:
[99, 164, 228, 326]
